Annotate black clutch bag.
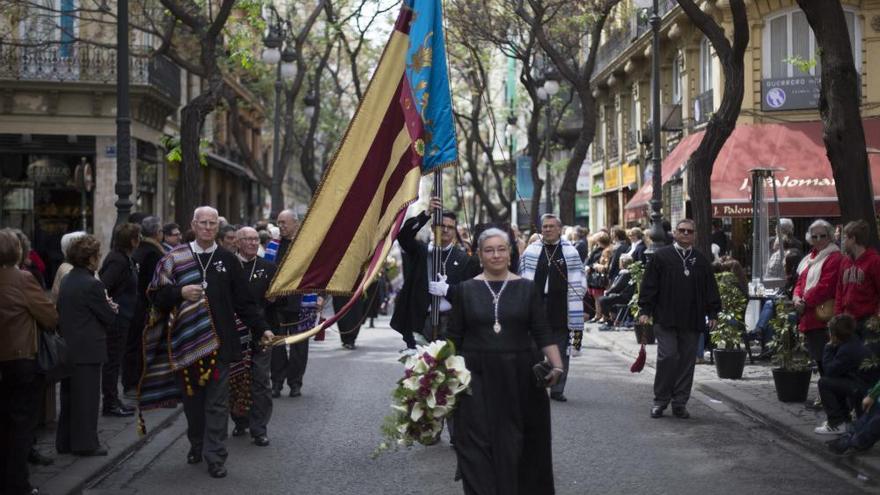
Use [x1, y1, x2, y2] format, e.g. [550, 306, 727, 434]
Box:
[532, 360, 553, 388]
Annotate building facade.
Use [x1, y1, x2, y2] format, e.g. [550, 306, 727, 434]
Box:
[589, 0, 880, 233]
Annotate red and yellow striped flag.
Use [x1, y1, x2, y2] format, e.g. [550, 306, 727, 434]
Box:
[266, 0, 456, 345]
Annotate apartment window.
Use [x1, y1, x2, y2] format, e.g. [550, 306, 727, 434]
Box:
[762, 8, 860, 78]
[671, 55, 682, 104]
[699, 38, 713, 93]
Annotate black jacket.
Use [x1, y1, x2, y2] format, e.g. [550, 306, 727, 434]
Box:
[130, 238, 165, 340]
[606, 270, 634, 300]
[58, 266, 117, 364]
[638, 245, 721, 331]
[149, 246, 269, 363]
[608, 241, 631, 282]
[575, 239, 589, 263]
[238, 255, 279, 331]
[823, 338, 875, 382]
[274, 238, 303, 331]
[99, 249, 138, 320]
[391, 211, 471, 336]
[629, 242, 647, 264]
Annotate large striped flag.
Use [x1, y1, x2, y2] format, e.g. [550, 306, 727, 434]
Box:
[266, 0, 457, 344]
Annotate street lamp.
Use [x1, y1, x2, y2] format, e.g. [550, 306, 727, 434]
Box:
[114, 0, 132, 228]
[263, 7, 297, 220]
[303, 92, 316, 119]
[506, 113, 517, 223]
[646, 0, 667, 254]
[542, 69, 561, 216]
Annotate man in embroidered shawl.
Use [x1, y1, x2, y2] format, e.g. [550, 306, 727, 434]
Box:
[141, 206, 272, 479]
[520, 213, 586, 402]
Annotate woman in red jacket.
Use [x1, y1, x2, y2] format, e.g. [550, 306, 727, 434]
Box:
[793, 219, 843, 384]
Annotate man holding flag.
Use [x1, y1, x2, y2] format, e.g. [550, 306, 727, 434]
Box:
[266, 0, 458, 345]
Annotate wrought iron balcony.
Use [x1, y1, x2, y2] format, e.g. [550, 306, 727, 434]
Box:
[593, 145, 604, 163]
[608, 135, 619, 160]
[692, 89, 714, 127]
[593, 0, 677, 78]
[0, 42, 180, 103]
[626, 129, 638, 151]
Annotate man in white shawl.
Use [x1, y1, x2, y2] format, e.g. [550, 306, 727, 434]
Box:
[520, 214, 585, 402]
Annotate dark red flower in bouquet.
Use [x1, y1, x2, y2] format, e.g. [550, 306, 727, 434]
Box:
[630, 344, 646, 373]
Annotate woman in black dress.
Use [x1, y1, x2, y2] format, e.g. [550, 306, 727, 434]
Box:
[449, 228, 564, 495]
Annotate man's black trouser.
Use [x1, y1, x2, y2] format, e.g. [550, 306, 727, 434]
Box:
[179, 360, 230, 466]
[271, 339, 308, 393]
[0, 359, 42, 495]
[819, 375, 869, 426]
[653, 325, 699, 408]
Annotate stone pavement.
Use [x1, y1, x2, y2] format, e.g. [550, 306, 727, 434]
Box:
[586, 323, 880, 481]
[29, 387, 181, 495]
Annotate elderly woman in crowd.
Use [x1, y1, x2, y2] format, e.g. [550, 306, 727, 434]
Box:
[56, 235, 118, 456]
[793, 219, 843, 408]
[586, 233, 613, 322]
[51, 231, 88, 301]
[0, 228, 59, 495]
[449, 228, 563, 494]
[98, 223, 140, 417]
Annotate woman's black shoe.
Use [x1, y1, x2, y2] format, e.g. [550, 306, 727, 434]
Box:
[102, 405, 134, 417]
[232, 425, 247, 437]
[187, 451, 203, 464]
[253, 435, 270, 447]
[208, 463, 227, 478]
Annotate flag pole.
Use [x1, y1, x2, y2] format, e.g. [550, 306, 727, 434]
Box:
[431, 169, 442, 341]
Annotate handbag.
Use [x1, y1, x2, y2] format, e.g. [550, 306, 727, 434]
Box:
[532, 360, 553, 388]
[815, 299, 835, 322]
[36, 328, 73, 381]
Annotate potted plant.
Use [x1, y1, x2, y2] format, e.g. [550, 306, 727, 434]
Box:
[627, 261, 654, 344]
[768, 299, 812, 402]
[711, 272, 748, 379]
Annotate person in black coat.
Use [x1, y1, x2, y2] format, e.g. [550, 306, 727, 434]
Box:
[596, 254, 636, 323]
[56, 235, 118, 456]
[98, 223, 140, 417]
[391, 198, 472, 350]
[638, 219, 721, 419]
[815, 315, 878, 435]
[607, 227, 631, 283]
[626, 227, 647, 264]
[123, 216, 165, 398]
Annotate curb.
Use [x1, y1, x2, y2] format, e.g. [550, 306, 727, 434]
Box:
[588, 329, 880, 482]
[43, 407, 183, 495]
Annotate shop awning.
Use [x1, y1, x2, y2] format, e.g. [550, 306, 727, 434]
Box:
[206, 152, 258, 181]
[624, 119, 880, 219]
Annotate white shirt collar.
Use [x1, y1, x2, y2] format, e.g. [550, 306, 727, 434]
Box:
[190, 241, 218, 254]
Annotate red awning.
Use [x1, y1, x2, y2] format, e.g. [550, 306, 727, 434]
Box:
[624, 119, 880, 219]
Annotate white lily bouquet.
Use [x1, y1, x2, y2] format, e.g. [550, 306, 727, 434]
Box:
[374, 340, 471, 455]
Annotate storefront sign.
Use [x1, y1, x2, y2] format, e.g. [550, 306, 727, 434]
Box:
[591, 178, 604, 196]
[575, 192, 590, 218]
[713, 204, 754, 218]
[761, 77, 820, 111]
[604, 165, 621, 191]
[622, 162, 638, 187]
[106, 145, 117, 157]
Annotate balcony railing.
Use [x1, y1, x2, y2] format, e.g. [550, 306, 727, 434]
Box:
[626, 129, 638, 151]
[692, 89, 714, 127]
[608, 135, 619, 160]
[593, 145, 604, 163]
[593, 0, 677, 77]
[0, 42, 180, 103]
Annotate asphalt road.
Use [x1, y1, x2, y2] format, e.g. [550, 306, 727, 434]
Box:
[90, 318, 871, 495]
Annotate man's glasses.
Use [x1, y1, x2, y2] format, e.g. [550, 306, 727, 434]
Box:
[811, 234, 828, 240]
[239, 237, 260, 243]
[677, 228, 694, 234]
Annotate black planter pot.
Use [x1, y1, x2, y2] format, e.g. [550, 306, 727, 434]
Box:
[634, 323, 655, 345]
[771, 368, 813, 402]
[713, 349, 747, 379]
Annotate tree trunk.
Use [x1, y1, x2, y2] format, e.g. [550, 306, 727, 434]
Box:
[558, 88, 596, 225]
[796, 0, 877, 245]
[678, 0, 748, 254]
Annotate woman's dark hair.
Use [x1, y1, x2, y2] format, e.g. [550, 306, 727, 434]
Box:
[68, 235, 101, 268]
[113, 223, 141, 251]
[0, 228, 22, 267]
[162, 223, 180, 236]
[829, 314, 856, 342]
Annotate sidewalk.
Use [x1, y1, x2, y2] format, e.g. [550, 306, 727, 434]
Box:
[29, 392, 182, 495]
[586, 323, 880, 479]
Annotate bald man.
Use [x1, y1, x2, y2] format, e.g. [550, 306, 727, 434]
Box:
[229, 227, 278, 446]
[146, 207, 271, 479]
